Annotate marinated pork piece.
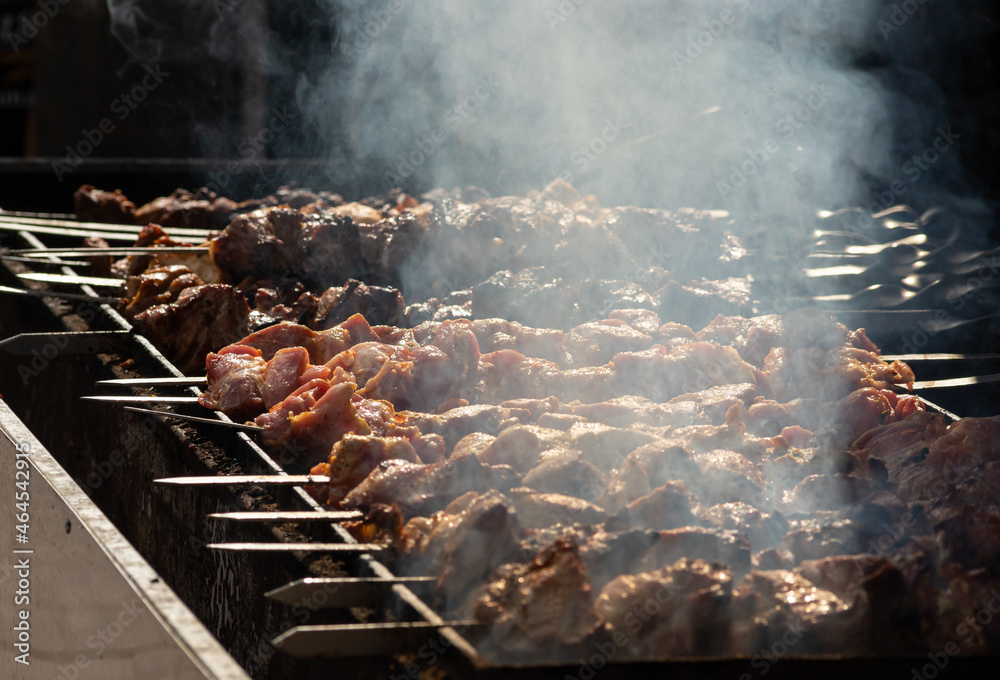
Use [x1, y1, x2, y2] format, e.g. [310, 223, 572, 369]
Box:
[699, 502, 789, 552]
[597, 558, 735, 658]
[74, 185, 137, 224]
[310, 279, 405, 328]
[472, 535, 603, 661]
[521, 448, 608, 499]
[509, 487, 606, 529]
[341, 452, 519, 516]
[313, 434, 420, 505]
[122, 264, 205, 318]
[400, 491, 523, 612]
[131, 283, 250, 374]
[134, 187, 238, 231]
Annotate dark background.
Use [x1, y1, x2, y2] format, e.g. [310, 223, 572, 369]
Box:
[0, 0, 996, 234]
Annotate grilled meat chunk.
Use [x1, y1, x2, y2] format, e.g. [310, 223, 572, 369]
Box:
[131, 283, 249, 374]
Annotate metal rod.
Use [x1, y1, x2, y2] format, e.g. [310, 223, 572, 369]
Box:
[0, 284, 122, 305]
[0, 214, 212, 237]
[271, 621, 480, 658]
[911, 373, 1000, 390]
[207, 543, 383, 553]
[0, 221, 204, 243]
[883, 353, 1000, 362]
[208, 511, 363, 522]
[82, 395, 202, 404]
[10, 246, 212, 257]
[97, 376, 207, 387]
[0, 331, 132, 356]
[154, 475, 330, 486]
[265, 577, 436, 608]
[18, 272, 127, 288]
[123, 406, 263, 431]
[1, 254, 93, 267]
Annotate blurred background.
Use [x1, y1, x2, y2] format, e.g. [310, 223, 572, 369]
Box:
[0, 0, 996, 237]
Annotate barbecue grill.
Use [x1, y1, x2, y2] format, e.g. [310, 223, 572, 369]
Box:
[1, 190, 998, 679]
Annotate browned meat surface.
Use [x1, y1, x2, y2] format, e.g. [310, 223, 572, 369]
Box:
[509, 487, 606, 529]
[73, 184, 137, 224]
[131, 284, 249, 374]
[472, 535, 602, 661]
[596, 558, 734, 658]
[122, 265, 204, 318]
[400, 491, 523, 612]
[133, 187, 238, 231]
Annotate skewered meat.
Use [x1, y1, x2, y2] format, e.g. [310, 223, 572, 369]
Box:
[131, 284, 250, 373]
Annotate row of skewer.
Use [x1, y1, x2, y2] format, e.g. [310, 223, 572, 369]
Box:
[0, 207, 997, 660]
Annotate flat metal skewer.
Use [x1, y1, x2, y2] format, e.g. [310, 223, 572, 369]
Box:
[0, 285, 121, 304]
[0, 214, 212, 238]
[123, 406, 263, 431]
[97, 376, 208, 387]
[82, 395, 202, 404]
[10, 246, 212, 257]
[207, 543, 382, 554]
[1, 254, 93, 267]
[208, 511, 363, 522]
[18, 272, 127, 288]
[155, 475, 330, 486]
[0, 221, 204, 243]
[265, 577, 436, 608]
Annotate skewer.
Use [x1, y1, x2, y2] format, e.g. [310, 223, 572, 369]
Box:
[1, 254, 93, 267]
[911, 373, 1000, 390]
[123, 406, 263, 431]
[155, 475, 330, 486]
[0, 331, 132, 356]
[0, 209, 76, 220]
[208, 511, 363, 522]
[0, 284, 121, 305]
[97, 376, 207, 387]
[0, 214, 212, 238]
[271, 621, 480, 658]
[207, 543, 383, 554]
[265, 577, 436, 608]
[18, 272, 128, 288]
[82, 395, 201, 404]
[883, 353, 1000, 362]
[0, 221, 204, 243]
[10, 246, 212, 257]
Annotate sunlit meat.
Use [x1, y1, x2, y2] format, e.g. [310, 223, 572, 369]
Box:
[596, 558, 734, 658]
[472, 535, 602, 661]
[399, 491, 522, 611]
